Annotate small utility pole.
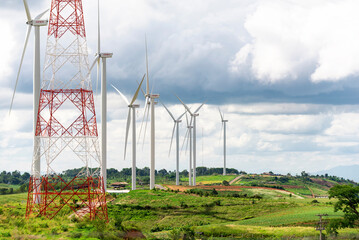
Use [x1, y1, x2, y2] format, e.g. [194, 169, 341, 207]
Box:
[316, 214, 328, 240]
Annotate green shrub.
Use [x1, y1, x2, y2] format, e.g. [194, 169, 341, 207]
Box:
[60, 225, 69, 232]
[70, 216, 79, 222]
[14, 218, 25, 228]
[0, 231, 11, 237]
[76, 221, 88, 229]
[180, 226, 195, 240]
[180, 201, 188, 208]
[114, 215, 125, 231]
[92, 219, 106, 233]
[39, 222, 49, 228]
[211, 188, 218, 196]
[70, 232, 82, 238]
[169, 228, 181, 240]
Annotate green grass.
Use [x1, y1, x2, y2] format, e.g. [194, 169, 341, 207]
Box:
[0, 183, 20, 190]
[180, 175, 236, 184]
[0, 186, 357, 239]
[112, 189, 299, 232]
[237, 205, 341, 226]
[0, 193, 27, 204]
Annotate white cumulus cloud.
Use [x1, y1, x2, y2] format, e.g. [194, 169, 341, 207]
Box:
[230, 0, 359, 83]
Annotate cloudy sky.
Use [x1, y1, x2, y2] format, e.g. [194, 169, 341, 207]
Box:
[1, 0, 359, 176]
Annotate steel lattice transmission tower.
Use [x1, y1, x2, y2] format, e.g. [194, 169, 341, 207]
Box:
[26, 0, 108, 221]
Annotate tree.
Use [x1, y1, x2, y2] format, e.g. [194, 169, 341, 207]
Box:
[158, 169, 168, 176]
[327, 184, 359, 235]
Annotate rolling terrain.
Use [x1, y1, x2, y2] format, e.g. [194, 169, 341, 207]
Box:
[0, 171, 357, 239]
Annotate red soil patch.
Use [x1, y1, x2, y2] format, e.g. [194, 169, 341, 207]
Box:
[310, 178, 334, 188]
[265, 184, 304, 189]
[124, 230, 146, 239]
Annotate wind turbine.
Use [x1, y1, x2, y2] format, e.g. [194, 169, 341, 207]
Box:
[112, 74, 145, 190]
[176, 96, 205, 186]
[10, 0, 48, 203]
[138, 37, 159, 190]
[88, 0, 113, 191]
[161, 101, 186, 185]
[219, 108, 228, 175]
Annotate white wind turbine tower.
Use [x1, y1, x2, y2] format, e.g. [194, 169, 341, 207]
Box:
[112, 74, 145, 190]
[177, 96, 205, 186]
[88, 0, 113, 191]
[10, 0, 48, 202]
[182, 113, 194, 185]
[138, 37, 159, 190]
[161, 102, 186, 186]
[219, 108, 228, 175]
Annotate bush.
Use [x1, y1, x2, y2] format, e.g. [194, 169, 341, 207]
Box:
[222, 180, 229, 186]
[180, 226, 195, 240]
[60, 225, 69, 232]
[169, 228, 181, 240]
[211, 188, 218, 196]
[232, 193, 240, 198]
[180, 201, 188, 208]
[70, 232, 82, 238]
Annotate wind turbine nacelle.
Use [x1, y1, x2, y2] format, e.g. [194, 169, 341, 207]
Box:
[100, 53, 113, 58]
[29, 19, 48, 26]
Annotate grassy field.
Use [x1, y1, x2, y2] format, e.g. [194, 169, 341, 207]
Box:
[0, 174, 357, 239]
[180, 175, 236, 185]
[0, 193, 27, 204]
[0, 190, 357, 239]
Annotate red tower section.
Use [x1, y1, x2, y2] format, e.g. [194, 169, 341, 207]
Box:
[26, 0, 107, 221]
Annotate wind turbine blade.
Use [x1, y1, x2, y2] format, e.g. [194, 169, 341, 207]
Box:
[136, 79, 146, 96]
[9, 25, 32, 115]
[142, 104, 150, 149]
[181, 128, 189, 152]
[185, 129, 190, 155]
[185, 111, 189, 126]
[160, 101, 175, 121]
[97, 0, 101, 54]
[124, 108, 131, 160]
[34, 9, 49, 20]
[194, 102, 205, 114]
[138, 99, 148, 144]
[151, 76, 156, 95]
[111, 84, 129, 105]
[175, 94, 192, 114]
[130, 74, 146, 105]
[145, 35, 149, 95]
[218, 107, 224, 121]
[89, 56, 99, 72]
[177, 110, 187, 121]
[23, 0, 31, 22]
[168, 123, 176, 157]
[96, 57, 100, 97]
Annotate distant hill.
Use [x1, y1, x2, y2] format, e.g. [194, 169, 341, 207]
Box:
[312, 165, 359, 183]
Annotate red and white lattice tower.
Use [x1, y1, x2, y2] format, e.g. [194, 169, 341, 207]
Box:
[26, 0, 108, 221]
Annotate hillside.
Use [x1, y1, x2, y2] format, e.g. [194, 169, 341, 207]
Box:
[0, 171, 358, 239]
[313, 165, 359, 183]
